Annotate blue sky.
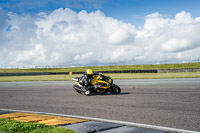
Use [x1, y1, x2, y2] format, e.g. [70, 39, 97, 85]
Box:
[0, 0, 200, 67]
[1, 0, 200, 28]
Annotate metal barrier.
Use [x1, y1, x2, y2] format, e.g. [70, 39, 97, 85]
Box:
[157, 68, 200, 73]
[0, 69, 199, 76]
[0, 72, 50, 76]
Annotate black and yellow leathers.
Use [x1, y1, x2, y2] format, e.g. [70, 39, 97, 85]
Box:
[72, 73, 121, 96]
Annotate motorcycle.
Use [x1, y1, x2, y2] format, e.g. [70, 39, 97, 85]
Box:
[71, 73, 121, 96]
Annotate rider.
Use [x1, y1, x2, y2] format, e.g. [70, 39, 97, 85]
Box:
[79, 69, 95, 95]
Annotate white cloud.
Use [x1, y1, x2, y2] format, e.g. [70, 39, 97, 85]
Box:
[135, 11, 200, 61]
[0, 8, 200, 67]
[196, 17, 200, 21]
[75, 52, 93, 61]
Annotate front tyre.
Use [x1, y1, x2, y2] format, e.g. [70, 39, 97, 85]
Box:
[73, 85, 85, 95]
[110, 84, 121, 94]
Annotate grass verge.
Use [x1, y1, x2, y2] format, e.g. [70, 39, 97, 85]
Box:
[0, 72, 200, 82]
[0, 62, 200, 73]
[108, 72, 200, 79]
[0, 118, 77, 133]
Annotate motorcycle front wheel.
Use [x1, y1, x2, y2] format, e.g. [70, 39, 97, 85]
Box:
[110, 84, 121, 94]
[73, 85, 85, 95]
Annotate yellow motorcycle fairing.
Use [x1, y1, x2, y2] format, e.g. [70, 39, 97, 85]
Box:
[75, 81, 79, 86]
[90, 74, 111, 89]
[90, 76, 99, 86]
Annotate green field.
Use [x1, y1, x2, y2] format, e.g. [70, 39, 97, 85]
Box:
[0, 118, 77, 133]
[0, 72, 200, 82]
[0, 62, 200, 73]
[0, 62, 200, 81]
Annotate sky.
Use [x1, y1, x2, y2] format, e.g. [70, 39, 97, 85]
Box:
[0, 0, 200, 67]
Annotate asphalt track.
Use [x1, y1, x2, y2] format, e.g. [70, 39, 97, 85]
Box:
[0, 78, 200, 132]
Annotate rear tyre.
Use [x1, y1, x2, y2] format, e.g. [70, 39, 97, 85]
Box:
[110, 84, 121, 94]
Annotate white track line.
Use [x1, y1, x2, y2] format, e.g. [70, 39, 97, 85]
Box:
[0, 109, 199, 133]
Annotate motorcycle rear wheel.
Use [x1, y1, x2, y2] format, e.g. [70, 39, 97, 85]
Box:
[110, 84, 121, 94]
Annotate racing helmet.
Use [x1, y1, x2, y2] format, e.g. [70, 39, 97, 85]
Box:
[86, 69, 93, 78]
